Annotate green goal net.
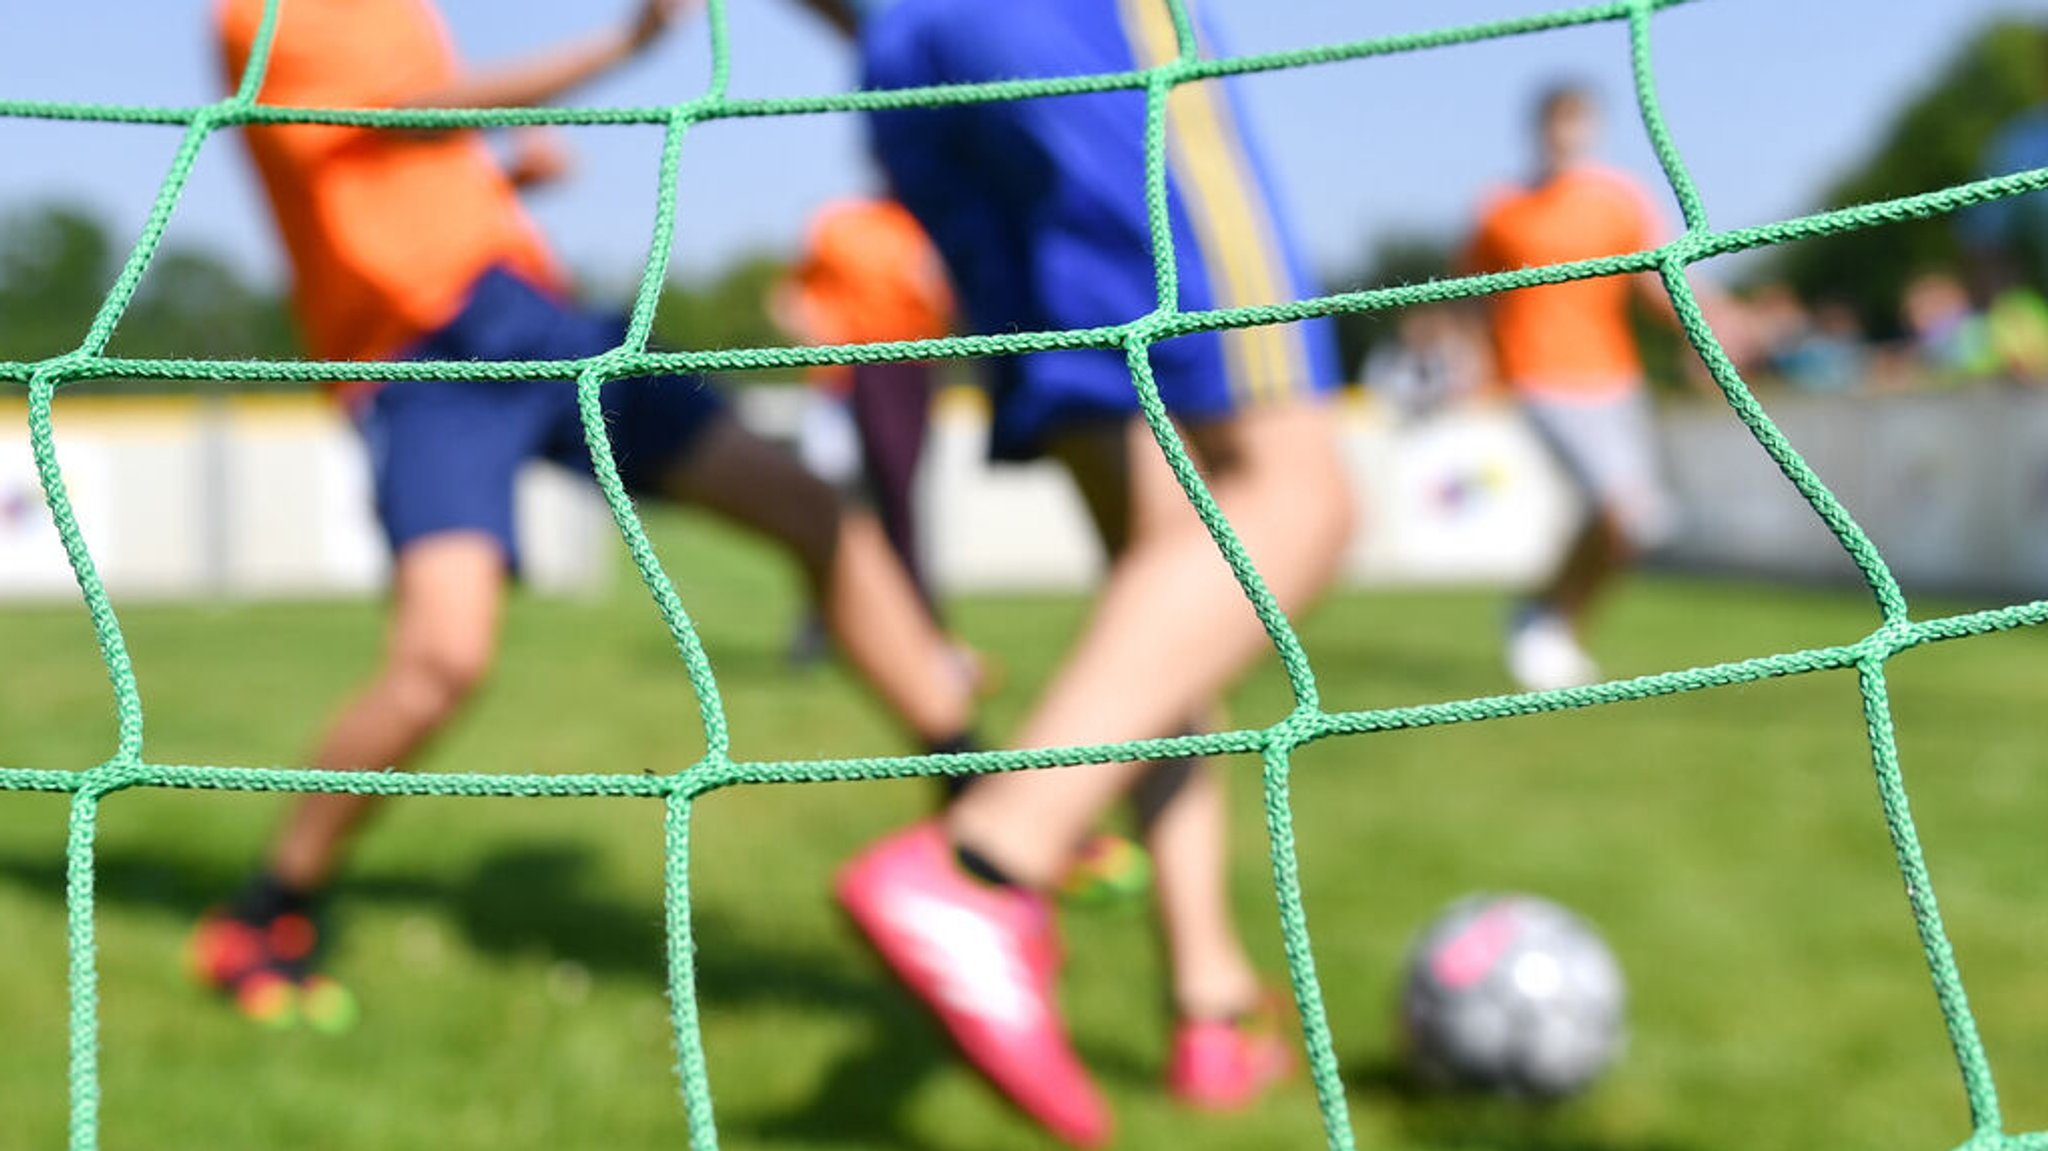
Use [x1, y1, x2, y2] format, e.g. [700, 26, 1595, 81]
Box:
[3, 1, 2047, 1149]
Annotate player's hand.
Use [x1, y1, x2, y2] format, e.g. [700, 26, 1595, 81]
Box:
[1703, 296, 1762, 374]
[507, 128, 573, 189]
[628, 0, 694, 52]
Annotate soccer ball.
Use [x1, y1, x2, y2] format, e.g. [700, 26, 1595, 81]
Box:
[1398, 894, 1626, 1098]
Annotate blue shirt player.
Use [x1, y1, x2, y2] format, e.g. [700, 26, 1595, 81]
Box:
[792, 1, 1355, 1144]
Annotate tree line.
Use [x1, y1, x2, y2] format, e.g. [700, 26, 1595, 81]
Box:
[5, 15, 2041, 386]
[0, 204, 795, 389]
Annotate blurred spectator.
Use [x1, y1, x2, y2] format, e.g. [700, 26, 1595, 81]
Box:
[1958, 58, 2048, 385]
[1960, 102, 2048, 297]
[1984, 287, 2048, 383]
[1361, 304, 1494, 419]
[1900, 272, 1996, 384]
[1749, 283, 1869, 393]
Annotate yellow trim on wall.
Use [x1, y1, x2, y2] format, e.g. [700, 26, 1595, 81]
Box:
[0, 391, 336, 432]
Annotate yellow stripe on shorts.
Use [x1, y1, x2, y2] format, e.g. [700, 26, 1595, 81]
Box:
[1118, 0, 1310, 405]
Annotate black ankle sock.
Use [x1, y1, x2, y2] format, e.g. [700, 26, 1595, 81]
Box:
[953, 843, 1016, 888]
[231, 872, 315, 924]
[924, 734, 1009, 884]
[926, 733, 979, 804]
[924, 732, 976, 758]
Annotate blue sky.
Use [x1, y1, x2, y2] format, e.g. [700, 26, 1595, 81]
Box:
[3, 0, 2046, 296]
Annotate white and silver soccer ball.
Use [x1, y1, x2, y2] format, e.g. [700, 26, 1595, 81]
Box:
[1399, 894, 1626, 1098]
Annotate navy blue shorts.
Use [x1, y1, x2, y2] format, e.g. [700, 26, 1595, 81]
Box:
[861, 0, 1338, 460]
[359, 268, 727, 566]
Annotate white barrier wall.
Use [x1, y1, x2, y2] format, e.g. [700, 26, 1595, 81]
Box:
[918, 392, 1579, 592]
[8, 387, 2044, 603]
[0, 396, 611, 600]
[1659, 389, 2048, 596]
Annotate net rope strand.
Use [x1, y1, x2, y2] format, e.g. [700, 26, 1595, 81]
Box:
[0, 0, 2043, 1148]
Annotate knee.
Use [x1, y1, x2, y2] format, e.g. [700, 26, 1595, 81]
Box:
[1287, 413, 1358, 561]
[386, 639, 494, 724]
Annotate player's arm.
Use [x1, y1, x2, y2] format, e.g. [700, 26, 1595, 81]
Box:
[788, 0, 858, 37]
[1451, 215, 1504, 331]
[1620, 185, 1757, 371]
[1633, 271, 1758, 372]
[504, 127, 573, 189]
[399, 0, 693, 111]
[1455, 221, 1495, 280]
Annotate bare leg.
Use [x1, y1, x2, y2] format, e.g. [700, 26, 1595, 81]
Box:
[267, 411, 971, 891]
[1536, 508, 1632, 630]
[1139, 763, 1262, 1019]
[269, 533, 507, 891]
[1108, 425, 1264, 1020]
[850, 361, 937, 608]
[664, 415, 972, 746]
[946, 401, 1354, 886]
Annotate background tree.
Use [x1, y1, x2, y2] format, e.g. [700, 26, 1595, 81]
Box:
[0, 204, 114, 362]
[650, 253, 791, 368]
[1771, 18, 2048, 335]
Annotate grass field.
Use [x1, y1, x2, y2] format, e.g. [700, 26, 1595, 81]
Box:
[1, 507, 2043, 1151]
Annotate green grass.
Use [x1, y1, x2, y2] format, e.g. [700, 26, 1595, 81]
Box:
[1, 508, 2043, 1151]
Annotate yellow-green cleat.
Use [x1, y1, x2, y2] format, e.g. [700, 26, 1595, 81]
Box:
[298, 975, 361, 1035]
[1058, 833, 1152, 907]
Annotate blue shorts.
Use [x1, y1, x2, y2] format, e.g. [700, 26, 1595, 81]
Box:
[861, 0, 1338, 460]
[360, 268, 727, 566]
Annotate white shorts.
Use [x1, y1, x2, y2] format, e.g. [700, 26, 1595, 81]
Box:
[1520, 387, 1677, 550]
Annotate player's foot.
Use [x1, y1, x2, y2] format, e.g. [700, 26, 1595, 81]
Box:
[1167, 995, 1296, 1110]
[932, 780, 1147, 905]
[1506, 604, 1600, 692]
[190, 906, 311, 1027]
[190, 892, 358, 1033]
[837, 823, 1111, 1148]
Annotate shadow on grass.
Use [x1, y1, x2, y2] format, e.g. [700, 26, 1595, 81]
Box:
[1344, 1053, 1704, 1151]
[0, 843, 880, 994]
[0, 843, 959, 1150]
[731, 995, 960, 1151]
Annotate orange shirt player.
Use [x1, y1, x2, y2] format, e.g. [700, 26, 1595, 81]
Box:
[773, 198, 953, 604]
[191, 0, 977, 1030]
[222, 0, 566, 396]
[1464, 83, 1682, 693]
[779, 199, 954, 381]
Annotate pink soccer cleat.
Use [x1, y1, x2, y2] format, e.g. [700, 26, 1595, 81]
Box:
[836, 822, 1111, 1147]
[1167, 998, 1296, 1110]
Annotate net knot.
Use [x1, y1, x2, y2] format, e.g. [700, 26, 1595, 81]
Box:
[1867, 619, 1916, 661]
[29, 354, 96, 395]
[77, 760, 153, 801]
[1264, 705, 1327, 755]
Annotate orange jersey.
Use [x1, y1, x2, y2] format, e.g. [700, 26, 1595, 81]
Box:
[1465, 166, 1661, 397]
[217, 0, 562, 368]
[782, 200, 952, 393]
